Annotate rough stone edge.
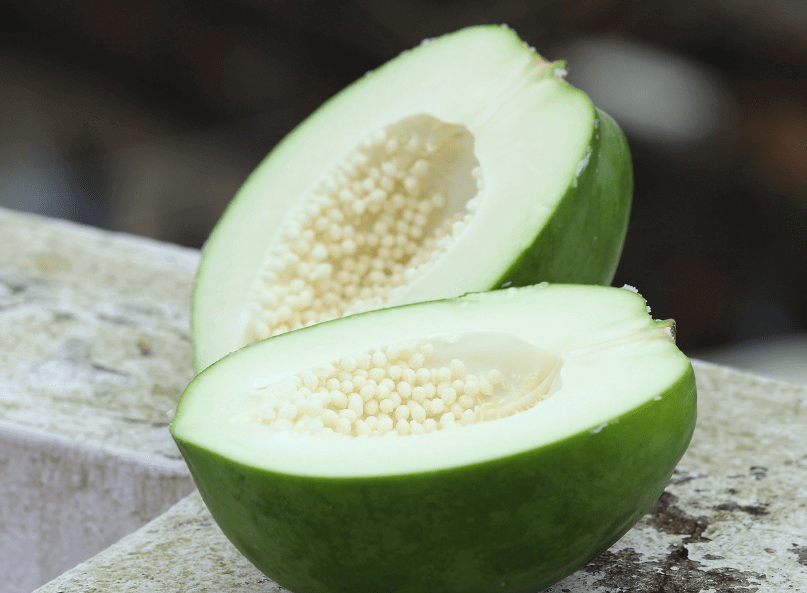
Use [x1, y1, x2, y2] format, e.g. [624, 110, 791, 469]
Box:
[0, 418, 190, 476]
[34, 360, 807, 593]
[0, 206, 201, 269]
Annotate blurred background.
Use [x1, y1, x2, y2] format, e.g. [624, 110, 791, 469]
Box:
[0, 0, 805, 382]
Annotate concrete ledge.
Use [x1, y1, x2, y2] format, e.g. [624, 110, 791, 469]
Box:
[0, 207, 198, 592]
[0, 426, 192, 592]
[34, 360, 807, 592]
[4, 207, 806, 592]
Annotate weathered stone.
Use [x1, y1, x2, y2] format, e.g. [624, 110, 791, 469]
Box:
[4, 207, 805, 592]
[32, 367, 807, 591]
[0, 207, 197, 592]
[545, 361, 807, 592]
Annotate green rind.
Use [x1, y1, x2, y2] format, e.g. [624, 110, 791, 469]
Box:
[494, 108, 632, 289]
[173, 365, 695, 593]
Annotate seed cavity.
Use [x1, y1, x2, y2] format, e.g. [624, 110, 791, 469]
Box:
[231, 337, 561, 437]
[241, 114, 482, 346]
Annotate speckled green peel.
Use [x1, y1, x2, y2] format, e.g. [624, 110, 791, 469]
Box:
[495, 108, 632, 289]
[172, 284, 696, 593]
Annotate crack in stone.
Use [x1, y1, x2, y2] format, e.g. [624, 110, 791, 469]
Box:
[27, 338, 130, 389]
[0, 269, 50, 296]
[137, 337, 153, 356]
[749, 466, 768, 480]
[52, 311, 75, 322]
[643, 492, 712, 543]
[0, 278, 30, 295]
[713, 501, 770, 516]
[585, 546, 767, 592]
[90, 361, 128, 378]
[96, 312, 136, 326]
[668, 468, 703, 486]
[789, 545, 807, 566]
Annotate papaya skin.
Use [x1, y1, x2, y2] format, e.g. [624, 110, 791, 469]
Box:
[174, 365, 694, 593]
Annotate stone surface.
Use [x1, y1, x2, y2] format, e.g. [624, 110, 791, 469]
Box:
[0, 207, 198, 453]
[34, 360, 807, 592]
[0, 207, 198, 592]
[4, 207, 805, 592]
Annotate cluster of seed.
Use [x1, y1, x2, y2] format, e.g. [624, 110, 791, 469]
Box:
[236, 340, 548, 438]
[242, 122, 483, 344]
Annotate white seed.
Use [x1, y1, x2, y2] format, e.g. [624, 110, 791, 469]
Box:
[330, 390, 348, 409]
[360, 384, 376, 401]
[479, 377, 494, 396]
[429, 398, 445, 416]
[391, 392, 404, 409]
[408, 352, 425, 369]
[397, 381, 412, 398]
[377, 416, 394, 435]
[402, 368, 417, 385]
[415, 368, 431, 385]
[375, 384, 391, 400]
[464, 380, 480, 397]
[278, 404, 298, 421]
[458, 394, 475, 409]
[441, 388, 457, 406]
[254, 322, 270, 340]
[339, 409, 358, 423]
[351, 199, 366, 215]
[410, 401, 427, 424]
[355, 419, 371, 436]
[307, 398, 324, 417]
[356, 351, 372, 369]
[450, 359, 466, 378]
[410, 159, 429, 177]
[348, 393, 364, 417]
[336, 417, 352, 435]
[387, 365, 403, 381]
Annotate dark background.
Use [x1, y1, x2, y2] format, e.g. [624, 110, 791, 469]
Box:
[1, 0, 805, 362]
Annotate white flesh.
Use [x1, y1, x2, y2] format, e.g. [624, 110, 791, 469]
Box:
[192, 26, 594, 371]
[174, 285, 690, 478]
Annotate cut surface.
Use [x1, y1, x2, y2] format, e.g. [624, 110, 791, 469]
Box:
[174, 284, 691, 478]
[241, 114, 482, 344]
[228, 331, 562, 437]
[191, 25, 633, 372]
